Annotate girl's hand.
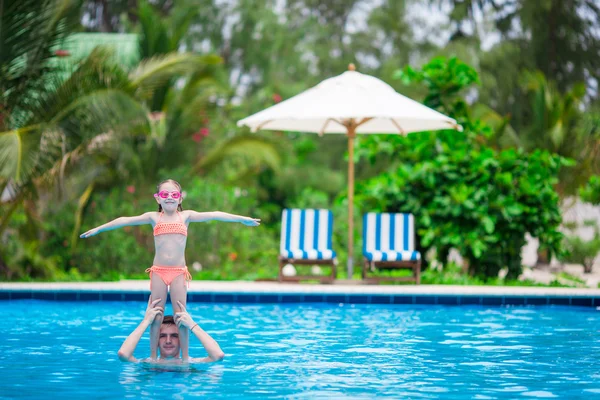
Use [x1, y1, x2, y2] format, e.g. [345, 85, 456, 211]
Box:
[174, 301, 195, 329]
[241, 217, 261, 227]
[80, 228, 100, 238]
[143, 297, 163, 323]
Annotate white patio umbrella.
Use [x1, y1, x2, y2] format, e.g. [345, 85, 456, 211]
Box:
[238, 65, 462, 279]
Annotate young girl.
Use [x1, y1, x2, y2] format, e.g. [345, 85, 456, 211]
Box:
[80, 179, 260, 360]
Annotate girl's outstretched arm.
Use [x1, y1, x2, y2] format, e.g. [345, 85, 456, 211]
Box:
[186, 211, 260, 226]
[80, 212, 155, 238]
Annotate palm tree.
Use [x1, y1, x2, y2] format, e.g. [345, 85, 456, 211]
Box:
[519, 71, 588, 195]
[0, 0, 85, 236]
[0, 1, 214, 254]
[124, 0, 282, 187]
[517, 71, 592, 265]
[1, 0, 282, 260]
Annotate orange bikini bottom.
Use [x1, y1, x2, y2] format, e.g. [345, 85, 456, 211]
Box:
[145, 265, 192, 288]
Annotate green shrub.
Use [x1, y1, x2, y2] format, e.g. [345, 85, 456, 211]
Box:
[580, 175, 600, 204]
[356, 57, 565, 280]
[421, 262, 575, 287]
[7, 172, 281, 281]
[560, 235, 600, 273]
[556, 271, 587, 285]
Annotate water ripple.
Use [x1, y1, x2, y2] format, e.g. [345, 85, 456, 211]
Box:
[0, 301, 599, 399]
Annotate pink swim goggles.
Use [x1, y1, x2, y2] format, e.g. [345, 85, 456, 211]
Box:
[154, 190, 182, 199]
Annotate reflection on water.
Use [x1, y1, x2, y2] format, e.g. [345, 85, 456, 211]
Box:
[0, 301, 599, 399]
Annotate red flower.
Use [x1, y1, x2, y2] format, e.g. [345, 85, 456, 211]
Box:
[55, 50, 70, 57]
[200, 127, 209, 136]
[272, 93, 282, 103]
[228, 252, 238, 261]
[192, 133, 203, 142]
[126, 185, 135, 194]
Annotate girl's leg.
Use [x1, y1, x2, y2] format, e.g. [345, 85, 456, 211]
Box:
[169, 274, 189, 360]
[150, 273, 168, 360]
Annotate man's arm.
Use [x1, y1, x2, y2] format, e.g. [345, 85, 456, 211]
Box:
[185, 210, 260, 226]
[175, 301, 225, 363]
[117, 297, 163, 362]
[80, 212, 154, 238]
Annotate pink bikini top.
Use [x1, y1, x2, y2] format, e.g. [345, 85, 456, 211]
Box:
[153, 212, 188, 237]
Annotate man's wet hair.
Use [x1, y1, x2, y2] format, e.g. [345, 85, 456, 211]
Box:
[162, 315, 175, 325]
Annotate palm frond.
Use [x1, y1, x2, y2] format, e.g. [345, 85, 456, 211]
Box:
[195, 134, 282, 174]
[129, 53, 222, 100]
[0, 0, 83, 120]
[1, 89, 150, 187]
[52, 88, 149, 141]
[167, 79, 223, 136]
[0, 125, 48, 184]
[168, 5, 199, 50]
[70, 182, 94, 250]
[471, 103, 520, 148]
[138, 0, 171, 57]
[28, 47, 131, 125]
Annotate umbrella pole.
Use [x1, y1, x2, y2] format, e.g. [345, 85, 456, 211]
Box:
[347, 126, 356, 280]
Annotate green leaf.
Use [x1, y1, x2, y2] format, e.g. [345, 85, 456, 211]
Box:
[482, 216, 495, 234]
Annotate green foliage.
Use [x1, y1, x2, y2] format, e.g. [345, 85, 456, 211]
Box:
[421, 263, 486, 285]
[437, 1, 600, 198]
[395, 57, 480, 113]
[4, 0, 597, 286]
[556, 271, 587, 286]
[421, 262, 576, 287]
[560, 234, 600, 274]
[580, 175, 600, 205]
[0, 0, 84, 129]
[289, 188, 330, 210]
[357, 57, 565, 280]
[1, 171, 280, 281]
[176, 172, 279, 280]
[438, 0, 600, 94]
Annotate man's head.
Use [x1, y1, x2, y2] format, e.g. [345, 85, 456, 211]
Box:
[158, 315, 180, 358]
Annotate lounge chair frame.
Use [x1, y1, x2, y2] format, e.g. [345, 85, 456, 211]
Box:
[362, 258, 421, 284]
[278, 256, 337, 283]
[278, 208, 337, 283]
[362, 212, 421, 284]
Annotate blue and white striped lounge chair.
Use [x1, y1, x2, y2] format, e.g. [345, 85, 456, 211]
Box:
[362, 212, 421, 284]
[279, 208, 337, 283]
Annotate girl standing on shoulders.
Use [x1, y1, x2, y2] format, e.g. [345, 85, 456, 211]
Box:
[81, 179, 260, 360]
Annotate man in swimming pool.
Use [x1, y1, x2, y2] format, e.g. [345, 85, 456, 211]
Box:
[118, 296, 225, 363]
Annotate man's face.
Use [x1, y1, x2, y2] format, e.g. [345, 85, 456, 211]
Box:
[158, 324, 180, 358]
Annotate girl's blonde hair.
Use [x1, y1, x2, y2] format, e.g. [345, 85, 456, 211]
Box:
[156, 179, 183, 212]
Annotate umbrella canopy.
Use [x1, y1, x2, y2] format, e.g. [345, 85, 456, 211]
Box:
[238, 65, 461, 280]
[237, 68, 461, 134]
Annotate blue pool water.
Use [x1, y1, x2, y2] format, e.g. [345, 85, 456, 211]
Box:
[1, 300, 599, 399]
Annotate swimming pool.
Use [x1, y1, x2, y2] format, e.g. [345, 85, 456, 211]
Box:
[1, 300, 599, 399]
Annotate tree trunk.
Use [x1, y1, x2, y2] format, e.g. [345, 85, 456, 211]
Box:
[536, 247, 549, 266]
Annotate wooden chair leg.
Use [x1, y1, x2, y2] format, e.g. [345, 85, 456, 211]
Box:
[278, 258, 284, 282]
[415, 260, 421, 284]
[277, 257, 341, 283]
[331, 260, 336, 281]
